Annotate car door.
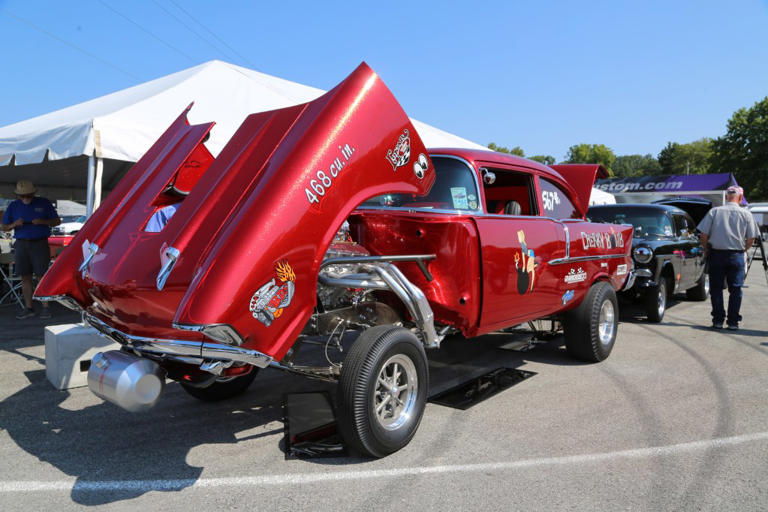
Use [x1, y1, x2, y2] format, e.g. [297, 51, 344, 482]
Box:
[672, 213, 697, 289]
[474, 166, 566, 330]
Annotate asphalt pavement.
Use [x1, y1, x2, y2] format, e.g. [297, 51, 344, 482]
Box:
[1, 270, 767, 511]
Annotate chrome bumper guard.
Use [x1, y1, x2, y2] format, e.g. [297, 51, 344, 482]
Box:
[84, 313, 272, 369]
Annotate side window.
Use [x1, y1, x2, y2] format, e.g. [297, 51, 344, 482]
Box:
[483, 169, 536, 215]
[538, 178, 579, 219]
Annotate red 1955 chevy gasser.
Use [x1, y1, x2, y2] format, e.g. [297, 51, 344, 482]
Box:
[36, 63, 633, 457]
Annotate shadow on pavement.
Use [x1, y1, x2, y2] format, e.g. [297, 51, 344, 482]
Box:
[0, 304, 595, 501]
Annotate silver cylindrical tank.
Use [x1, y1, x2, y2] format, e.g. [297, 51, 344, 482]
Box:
[88, 350, 166, 412]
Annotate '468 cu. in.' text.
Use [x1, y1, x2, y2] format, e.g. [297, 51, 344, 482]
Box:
[305, 143, 356, 205]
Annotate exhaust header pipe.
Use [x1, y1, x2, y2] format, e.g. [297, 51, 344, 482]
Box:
[88, 351, 166, 412]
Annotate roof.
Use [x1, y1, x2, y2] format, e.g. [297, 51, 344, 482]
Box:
[428, 147, 567, 181]
[588, 203, 687, 215]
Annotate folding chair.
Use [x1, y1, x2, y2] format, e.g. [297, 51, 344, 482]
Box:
[0, 252, 24, 309]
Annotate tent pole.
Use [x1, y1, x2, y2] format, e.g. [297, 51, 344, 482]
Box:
[86, 152, 95, 218]
[94, 156, 103, 211]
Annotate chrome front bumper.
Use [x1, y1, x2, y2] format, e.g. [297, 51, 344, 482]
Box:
[83, 313, 273, 369]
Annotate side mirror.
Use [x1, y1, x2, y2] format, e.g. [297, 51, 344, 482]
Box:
[480, 167, 496, 185]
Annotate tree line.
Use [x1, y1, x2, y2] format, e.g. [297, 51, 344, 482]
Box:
[488, 96, 768, 201]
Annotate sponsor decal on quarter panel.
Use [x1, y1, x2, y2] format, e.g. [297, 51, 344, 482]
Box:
[249, 261, 296, 327]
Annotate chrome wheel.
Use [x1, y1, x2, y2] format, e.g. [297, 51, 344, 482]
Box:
[598, 299, 616, 347]
[374, 354, 418, 431]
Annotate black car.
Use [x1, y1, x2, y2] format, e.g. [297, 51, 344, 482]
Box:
[587, 203, 709, 322]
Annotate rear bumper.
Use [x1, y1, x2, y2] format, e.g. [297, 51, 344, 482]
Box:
[83, 312, 273, 369]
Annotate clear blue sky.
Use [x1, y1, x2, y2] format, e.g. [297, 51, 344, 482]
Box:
[1, 0, 767, 161]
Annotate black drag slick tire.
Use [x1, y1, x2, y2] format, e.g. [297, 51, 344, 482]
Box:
[563, 281, 618, 362]
[645, 277, 668, 323]
[180, 367, 259, 402]
[337, 325, 428, 458]
[686, 272, 709, 301]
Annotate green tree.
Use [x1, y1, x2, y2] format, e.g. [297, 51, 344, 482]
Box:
[711, 97, 768, 200]
[487, 143, 525, 156]
[612, 154, 662, 177]
[564, 144, 616, 174]
[657, 138, 713, 175]
[529, 155, 556, 165]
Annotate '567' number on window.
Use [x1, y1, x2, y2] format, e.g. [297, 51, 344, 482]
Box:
[542, 190, 561, 212]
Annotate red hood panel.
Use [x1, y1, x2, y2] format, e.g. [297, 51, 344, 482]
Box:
[37, 63, 435, 359]
[549, 164, 609, 216]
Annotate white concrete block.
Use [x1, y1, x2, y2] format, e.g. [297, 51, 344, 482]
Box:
[45, 323, 121, 390]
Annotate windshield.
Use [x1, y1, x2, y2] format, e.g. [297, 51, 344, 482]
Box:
[588, 207, 674, 238]
[61, 215, 85, 223]
[361, 156, 479, 211]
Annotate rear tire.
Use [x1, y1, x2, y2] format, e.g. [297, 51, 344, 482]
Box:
[180, 367, 259, 402]
[686, 272, 709, 301]
[563, 281, 618, 362]
[645, 277, 668, 323]
[337, 325, 428, 458]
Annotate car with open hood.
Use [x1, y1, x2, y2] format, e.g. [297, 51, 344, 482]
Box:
[36, 63, 633, 457]
[587, 203, 708, 322]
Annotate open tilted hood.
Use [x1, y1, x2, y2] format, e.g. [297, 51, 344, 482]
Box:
[36, 62, 436, 360]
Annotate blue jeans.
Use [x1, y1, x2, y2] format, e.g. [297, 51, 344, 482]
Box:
[708, 250, 745, 326]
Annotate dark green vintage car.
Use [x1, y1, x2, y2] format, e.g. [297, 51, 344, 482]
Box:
[587, 203, 709, 322]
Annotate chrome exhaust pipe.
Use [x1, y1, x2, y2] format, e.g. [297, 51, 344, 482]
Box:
[88, 350, 166, 412]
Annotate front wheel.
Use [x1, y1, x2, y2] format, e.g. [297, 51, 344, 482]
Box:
[686, 272, 709, 301]
[180, 367, 259, 402]
[337, 325, 428, 458]
[645, 277, 668, 322]
[563, 281, 618, 362]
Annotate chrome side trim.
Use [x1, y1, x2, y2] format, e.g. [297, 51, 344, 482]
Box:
[548, 254, 629, 265]
[563, 225, 570, 260]
[83, 313, 272, 368]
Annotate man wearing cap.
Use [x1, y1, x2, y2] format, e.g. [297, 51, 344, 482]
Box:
[1, 180, 60, 319]
[697, 186, 759, 330]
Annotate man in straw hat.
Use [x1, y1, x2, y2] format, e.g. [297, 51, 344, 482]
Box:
[697, 185, 759, 330]
[1, 180, 60, 319]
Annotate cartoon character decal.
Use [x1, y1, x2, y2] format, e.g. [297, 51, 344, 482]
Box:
[413, 153, 428, 179]
[249, 261, 296, 326]
[514, 230, 538, 295]
[386, 129, 411, 171]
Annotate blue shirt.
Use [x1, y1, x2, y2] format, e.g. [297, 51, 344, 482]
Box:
[145, 203, 181, 233]
[2, 197, 58, 239]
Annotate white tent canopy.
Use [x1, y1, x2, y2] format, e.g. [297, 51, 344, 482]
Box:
[589, 187, 616, 206]
[0, 60, 487, 212]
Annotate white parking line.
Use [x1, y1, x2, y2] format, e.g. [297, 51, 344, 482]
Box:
[2, 430, 767, 493]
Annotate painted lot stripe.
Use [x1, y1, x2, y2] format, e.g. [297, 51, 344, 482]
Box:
[2, 431, 767, 493]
